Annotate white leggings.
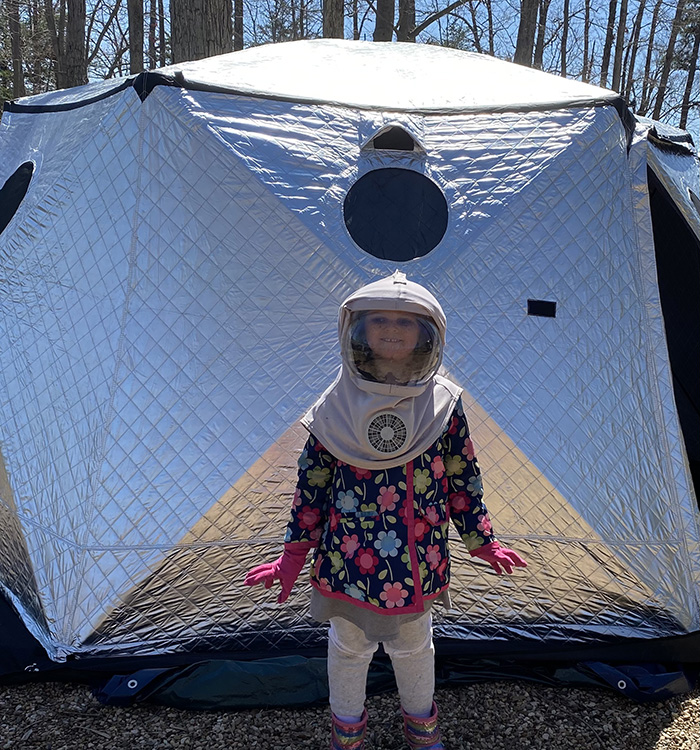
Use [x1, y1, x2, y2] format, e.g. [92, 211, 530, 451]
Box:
[327, 612, 435, 719]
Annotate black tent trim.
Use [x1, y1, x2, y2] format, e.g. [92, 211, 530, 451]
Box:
[3, 582, 698, 705]
[3, 71, 635, 147]
[648, 125, 696, 154]
[3, 78, 133, 113]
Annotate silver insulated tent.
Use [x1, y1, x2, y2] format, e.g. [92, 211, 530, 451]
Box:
[0, 40, 699, 703]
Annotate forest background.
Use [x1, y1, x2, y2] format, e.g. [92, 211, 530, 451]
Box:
[0, 0, 698, 138]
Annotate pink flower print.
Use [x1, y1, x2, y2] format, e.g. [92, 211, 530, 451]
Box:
[431, 455, 445, 479]
[355, 548, 379, 575]
[442, 476, 449, 494]
[379, 582, 409, 608]
[424, 506, 441, 525]
[448, 416, 459, 435]
[413, 517, 428, 542]
[477, 513, 492, 536]
[436, 556, 448, 580]
[426, 545, 442, 570]
[318, 578, 333, 592]
[449, 491, 470, 512]
[378, 485, 399, 512]
[462, 439, 475, 461]
[313, 556, 323, 579]
[298, 505, 321, 530]
[293, 488, 303, 507]
[341, 534, 361, 559]
[350, 465, 372, 480]
[310, 527, 323, 542]
[328, 506, 339, 533]
[337, 459, 347, 466]
[314, 440, 327, 452]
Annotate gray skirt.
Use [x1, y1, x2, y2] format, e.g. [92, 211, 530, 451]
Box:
[309, 588, 452, 642]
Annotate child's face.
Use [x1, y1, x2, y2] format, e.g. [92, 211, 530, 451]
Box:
[364, 311, 420, 361]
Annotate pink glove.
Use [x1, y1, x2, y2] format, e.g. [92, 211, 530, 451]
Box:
[469, 541, 527, 575]
[244, 542, 313, 603]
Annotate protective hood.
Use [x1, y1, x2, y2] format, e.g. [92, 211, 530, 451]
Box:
[301, 272, 462, 469]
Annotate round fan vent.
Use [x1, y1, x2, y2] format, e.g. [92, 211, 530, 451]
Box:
[366, 412, 408, 454]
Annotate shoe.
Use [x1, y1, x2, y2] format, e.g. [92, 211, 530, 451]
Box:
[402, 702, 445, 749]
[330, 709, 368, 749]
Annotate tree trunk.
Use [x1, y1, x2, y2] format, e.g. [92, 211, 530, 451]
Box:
[622, 0, 645, 100]
[640, 0, 663, 113]
[374, 0, 394, 41]
[533, 0, 551, 70]
[148, 0, 156, 67]
[514, 0, 539, 66]
[679, 27, 700, 129]
[463, 1, 482, 51]
[64, 0, 87, 86]
[486, 0, 494, 54]
[352, 0, 359, 39]
[397, 0, 415, 41]
[44, 0, 62, 88]
[233, 0, 244, 49]
[158, 0, 166, 64]
[171, 0, 233, 63]
[323, 0, 344, 37]
[9, 0, 26, 97]
[599, 0, 617, 87]
[582, 0, 591, 80]
[652, 0, 687, 119]
[611, 0, 628, 92]
[560, 0, 569, 76]
[128, 0, 144, 73]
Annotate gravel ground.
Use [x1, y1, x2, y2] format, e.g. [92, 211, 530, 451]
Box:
[0, 680, 697, 750]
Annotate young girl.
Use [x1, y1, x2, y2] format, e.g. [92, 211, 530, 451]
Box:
[245, 271, 527, 750]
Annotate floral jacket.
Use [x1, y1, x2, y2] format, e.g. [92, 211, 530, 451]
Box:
[284, 399, 496, 614]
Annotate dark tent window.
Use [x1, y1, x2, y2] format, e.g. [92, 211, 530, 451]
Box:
[648, 168, 700, 504]
[689, 189, 700, 216]
[0, 162, 34, 236]
[343, 168, 448, 261]
[373, 127, 416, 151]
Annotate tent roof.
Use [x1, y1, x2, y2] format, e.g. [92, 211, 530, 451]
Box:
[161, 40, 620, 112]
[7, 39, 621, 114]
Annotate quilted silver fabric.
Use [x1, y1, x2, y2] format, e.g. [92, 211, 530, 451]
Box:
[0, 44, 698, 662]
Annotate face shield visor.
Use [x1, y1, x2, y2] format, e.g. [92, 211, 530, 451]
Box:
[344, 309, 442, 387]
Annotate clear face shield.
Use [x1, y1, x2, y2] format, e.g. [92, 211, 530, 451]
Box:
[344, 309, 442, 387]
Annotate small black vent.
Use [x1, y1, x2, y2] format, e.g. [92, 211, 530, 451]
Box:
[527, 299, 557, 318]
[373, 127, 415, 151]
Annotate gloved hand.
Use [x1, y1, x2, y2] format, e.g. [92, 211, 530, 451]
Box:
[469, 541, 527, 575]
[244, 542, 313, 603]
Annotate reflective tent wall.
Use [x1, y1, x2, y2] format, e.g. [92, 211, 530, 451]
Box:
[0, 47, 699, 676]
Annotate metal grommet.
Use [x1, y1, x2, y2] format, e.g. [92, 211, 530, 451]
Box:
[127, 679, 139, 689]
[617, 680, 627, 690]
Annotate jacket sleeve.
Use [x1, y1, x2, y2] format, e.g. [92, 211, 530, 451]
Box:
[283, 433, 336, 546]
[443, 399, 497, 552]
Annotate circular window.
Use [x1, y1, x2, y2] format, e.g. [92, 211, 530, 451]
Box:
[343, 168, 448, 261]
[0, 161, 34, 236]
